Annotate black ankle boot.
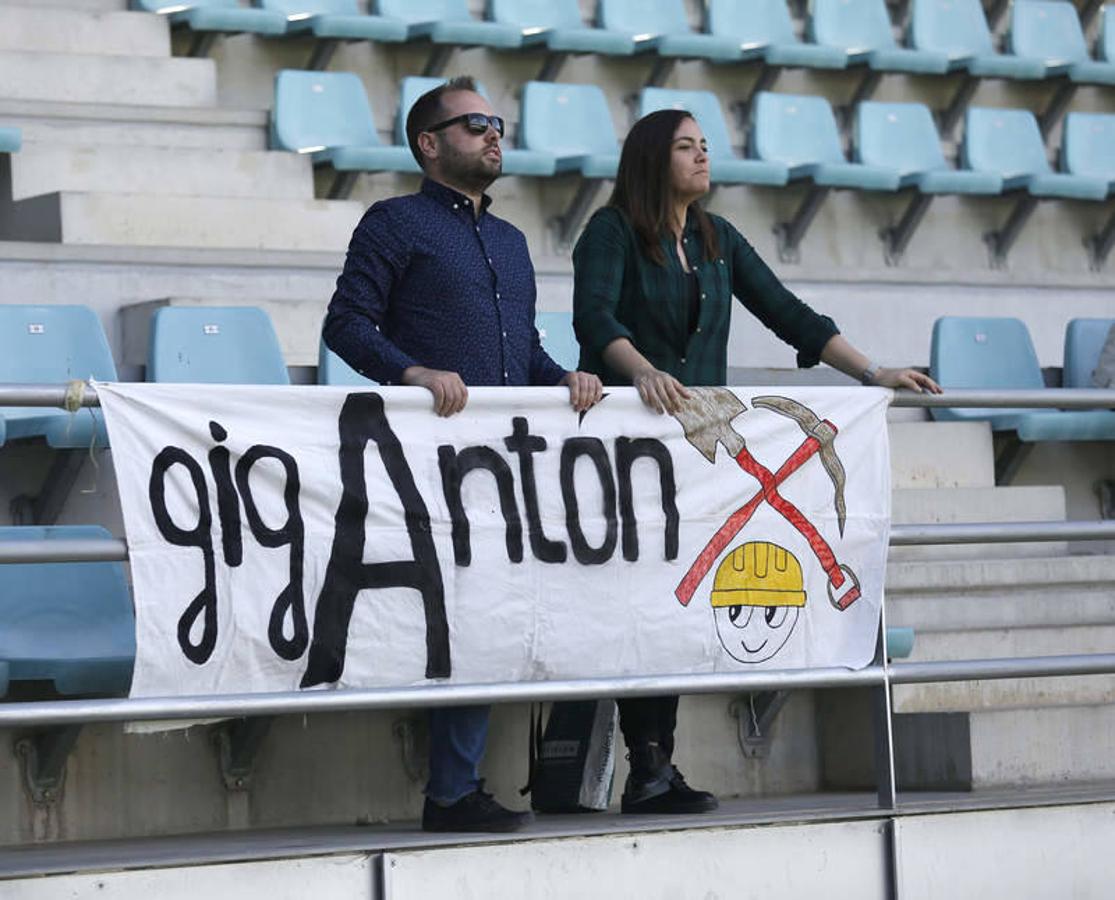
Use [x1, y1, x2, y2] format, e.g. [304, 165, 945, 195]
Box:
[621, 742, 719, 815]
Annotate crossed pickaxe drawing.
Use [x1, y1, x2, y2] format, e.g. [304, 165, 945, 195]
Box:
[672, 388, 861, 611]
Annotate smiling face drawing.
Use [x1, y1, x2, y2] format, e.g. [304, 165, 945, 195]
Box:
[711, 542, 805, 664]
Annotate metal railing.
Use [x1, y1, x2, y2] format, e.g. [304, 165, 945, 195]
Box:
[2, 383, 1115, 811]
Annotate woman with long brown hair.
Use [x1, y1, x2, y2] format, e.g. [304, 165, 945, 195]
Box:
[573, 109, 938, 815]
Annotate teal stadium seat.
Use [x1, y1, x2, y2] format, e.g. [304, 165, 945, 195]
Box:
[397, 76, 558, 176]
[639, 88, 789, 186]
[856, 101, 1001, 194]
[318, 337, 377, 385]
[1101, 5, 1115, 63]
[808, 0, 951, 73]
[258, 0, 406, 41]
[148, 306, 290, 384]
[929, 316, 1115, 441]
[962, 107, 1109, 200]
[0, 526, 134, 696]
[520, 82, 619, 178]
[0, 305, 114, 450]
[751, 92, 901, 190]
[535, 311, 579, 371]
[597, 0, 742, 62]
[0, 126, 21, 153]
[376, 0, 522, 49]
[706, 0, 849, 70]
[130, 0, 287, 54]
[1061, 112, 1115, 194]
[910, 0, 1047, 79]
[271, 70, 418, 196]
[1009, 0, 1115, 84]
[487, 0, 641, 58]
[1063, 318, 1115, 388]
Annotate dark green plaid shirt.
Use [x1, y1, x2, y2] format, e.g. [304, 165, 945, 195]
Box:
[572, 207, 839, 387]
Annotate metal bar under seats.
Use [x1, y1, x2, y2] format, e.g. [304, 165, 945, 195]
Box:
[882, 192, 934, 265]
[775, 185, 830, 263]
[1086, 204, 1115, 271]
[984, 193, 1038, 268]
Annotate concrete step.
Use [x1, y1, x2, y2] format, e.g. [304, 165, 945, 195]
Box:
[0, 99, 267, 150]
[892, 624, 1115, 713]
[121, 297, 330, 369]
[0, 191, 363, 252]
[0, 50, 216, 108]
[890, 485, 1067, 560]
[5, 144, 313, 201]
[885, 554, 1115, 632]
[888, 421, 994, 489]
[0, 6, 168, 57]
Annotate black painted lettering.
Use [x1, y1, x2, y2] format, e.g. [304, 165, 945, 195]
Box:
[615, 437, 679, 561]
[503, 416, 567, 563]
[560, 438, 617, 565]
[438, 444, 523, 566]
[207, 420, 242, 568]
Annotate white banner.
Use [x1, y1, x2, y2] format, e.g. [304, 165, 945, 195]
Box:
[96, 383, 892, 698]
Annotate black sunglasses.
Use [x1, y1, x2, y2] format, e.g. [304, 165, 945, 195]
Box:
[425, 112, 505, 138]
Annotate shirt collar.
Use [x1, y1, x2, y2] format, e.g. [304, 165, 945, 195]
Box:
[421, 178, 493, 216]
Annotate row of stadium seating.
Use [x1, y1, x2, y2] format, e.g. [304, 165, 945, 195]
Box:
[272, 72, 1115, 262]
[130, 0, 1115, 92]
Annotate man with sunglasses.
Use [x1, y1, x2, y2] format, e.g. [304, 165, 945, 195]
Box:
[324, 77, 602, 833]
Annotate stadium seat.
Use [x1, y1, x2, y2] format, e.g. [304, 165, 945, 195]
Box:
[535, 311, 579, 371]
[397, 76, 558, 176]
[707, 0, 849, 70]
[148, 306, 290, 384]
[0, 305, 114, 450]
[376, 0, 523, 75]
[1009, 1, 1115, 135]
[0, 525, 134, 696]
[256, 0, 407, 69]
[855, 101, 1002, 261]
[271, 70, 417, 198]
[808, 0, 951, 108]
[750, 91, 902, 261]
[520, 81, 620, 244]
[1100, 4, 1115, 63]
[1063, 318, 1115, 388]
[909, 0, 1048, 134]
[598, 0, 742, 84]
[638, 88, 788, 187]
[318, 337, 377, 385]
[130, 0, 287, 56]
[1062, 111, 1115, 268]
[488, 0, 643, 79]
[962, 107, 1109, 265]
[929, 316, 1115, 479]
[0, 126, 21, 154]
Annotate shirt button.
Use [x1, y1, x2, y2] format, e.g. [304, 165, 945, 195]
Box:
[502, 330, 507, 337]
[452, 203, 458, 209]
[495, 292, 501, 299]
[488, 257, 493, 264]
[680, 357, 687, 364]
[695, 327, 702, 334]
[701, 293, 706, 299]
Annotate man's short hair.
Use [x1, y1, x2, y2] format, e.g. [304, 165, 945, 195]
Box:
[405, 76, 481, 170]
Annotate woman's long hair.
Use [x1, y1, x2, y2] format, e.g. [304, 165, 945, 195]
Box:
[607, 109, 719, 266]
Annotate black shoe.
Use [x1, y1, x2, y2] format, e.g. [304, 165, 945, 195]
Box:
[422, 786, 534, 833]
[621, 764, 719, 815]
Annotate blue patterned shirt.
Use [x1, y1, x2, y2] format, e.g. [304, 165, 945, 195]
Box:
[324, 178, 567, 388]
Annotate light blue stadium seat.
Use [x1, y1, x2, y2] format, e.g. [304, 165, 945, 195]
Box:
[962, 107, 1109, 200]
[638, 88, 788, 186]
[751, 92, 901, 190]
[0, 127, 21, 153]
[257, 0, 407, 41]
[318, 337, 377, 385]
[130, 0, 287, 38]
[148, 306, 290, 384]
[809, 0, 951, 73]
[929, 316, 1115, 441]
[488, 0, 639, 57]
[1061, 112, 1115, 194]
[1101, 4, 1115, 62]
[396, 76, 558, 177]
[0, 526, 134, 697]
[1010, 0, 1115, 83]
[271, 70, 417, 195]
[1064, 318, 1115, 388]
[535, 311, 579, 371]
[707, 0, 849, 69]
[376, 0, 522, 48]
[520, 82, 619, 178]
[0, 305, 114, 450]
[885, 626, 915, 660]
[597, 0, 742, 61]
[910, 0, 1047, 79]
[855, 102, 1001, 194]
